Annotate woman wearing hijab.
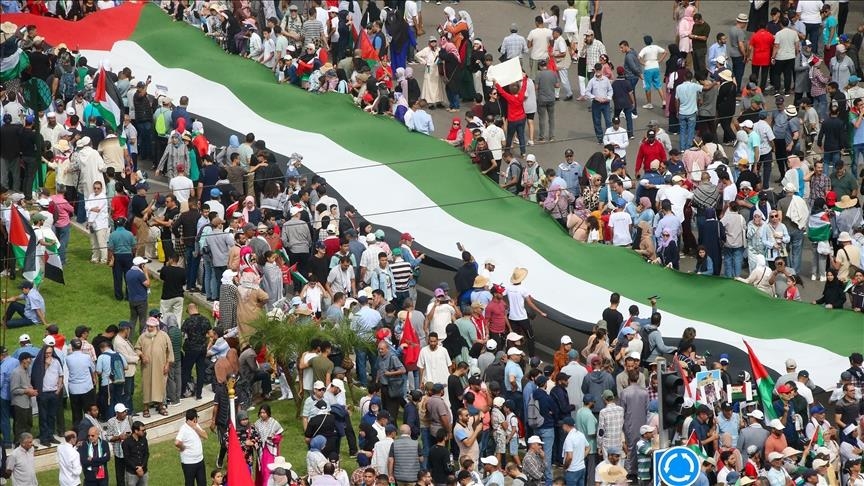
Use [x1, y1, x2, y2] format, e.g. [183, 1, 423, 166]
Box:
[656, 227, 680, 269]
[439, 37, 463, 112]
[543, 179, 575, 228]
[241, 196, 262, 226]
[677, 6, 695, 61]
[698, 207, 724, 276]
[157, 130, 190, 179]
[443, 8, 475, 101]
[746, 210, 767, 272]
[566, 198, 591, 241]
[255, 403, 284, 486]
[443, 323, 470, 363]
[736, 254, 773, 295]
[469, 39, 488, 96]
[404, 67, 421, 105]
[307, 435, 329, 480]
[386, 6, 414, 72]
[415, 36, 446, 107]
[217, 134, 241, 166]
[813, 269, 846, 309]
[444, 117, 464, 146]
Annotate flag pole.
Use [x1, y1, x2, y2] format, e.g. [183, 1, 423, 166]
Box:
[228, 374, 237, 426]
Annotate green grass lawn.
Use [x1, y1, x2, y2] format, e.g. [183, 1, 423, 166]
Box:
[30, 229, 358, 485]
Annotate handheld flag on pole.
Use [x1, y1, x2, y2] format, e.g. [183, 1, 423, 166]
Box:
[743, 340, 779, 421]
[227, 422, 255, 486]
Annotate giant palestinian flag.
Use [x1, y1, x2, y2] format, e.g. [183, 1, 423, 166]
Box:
[8, 3, 861, 387]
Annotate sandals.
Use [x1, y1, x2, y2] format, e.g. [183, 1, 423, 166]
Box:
[142, 409, 151, 418]
[158, 405, 169, 416]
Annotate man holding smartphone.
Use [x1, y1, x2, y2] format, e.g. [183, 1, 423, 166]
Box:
[175, 408, 208, 486]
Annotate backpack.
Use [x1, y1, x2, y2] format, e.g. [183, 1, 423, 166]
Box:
[154, 109, 171, 137]
[508, 161, 524, 194]
[639, 326, 658, 363]
[59, 68, 77, 102]
[194, 224, 212, 257]
[526, 396, 543, 429]
[108, 352, 126, 384]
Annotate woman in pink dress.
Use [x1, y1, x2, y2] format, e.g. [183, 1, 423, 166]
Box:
[677, 6, 696, 58]
[254, 404, 283, 486]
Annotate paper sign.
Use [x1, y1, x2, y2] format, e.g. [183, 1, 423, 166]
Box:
[486, 57, 523, 88]
[155, 84, 169, 96]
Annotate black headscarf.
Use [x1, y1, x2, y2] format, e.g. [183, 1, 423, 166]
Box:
[442, 323, 468, 360]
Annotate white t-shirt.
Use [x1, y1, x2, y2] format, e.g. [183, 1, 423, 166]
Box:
[774, 28, 798, 60]
[417, 346, 452, 385]
[302, 351, 319, 390]
[527, 27, 553, 60]
[563, 429, 589, 471]
[316, 6, 329, 26]
[609, 211, 633, 246]
[176, 423, 204, 464]
[505, 284, 531, 320]
[404, 0, 418, 26]
[562, 8, 579, 33]
[169, 175, 194, 204]
[425, 301, 457, 337]
[656, 185, 693, 222]
[797, 0, 823, 24]
[330, 17, 340, 43]
[639, 44, 666, 70]
[722, 183, 738, 204]
[262, 38, 277, 68]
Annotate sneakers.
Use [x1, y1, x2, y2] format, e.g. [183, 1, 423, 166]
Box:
[820, 276, 826, 282]
[811, 274, 817, 281]
[528, 140, 535, 146]
[631, 113, 638, 119]
[642, 103, 654, 109]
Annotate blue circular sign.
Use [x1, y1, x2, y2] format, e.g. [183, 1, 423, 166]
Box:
[656, 446, 702, 486]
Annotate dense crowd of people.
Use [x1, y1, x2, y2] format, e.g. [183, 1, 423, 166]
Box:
[0, 1, 863, 486]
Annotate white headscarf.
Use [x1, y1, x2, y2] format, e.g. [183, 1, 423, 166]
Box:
[459, 10, 474, 39]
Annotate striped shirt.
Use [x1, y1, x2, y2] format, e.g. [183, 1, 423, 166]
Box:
[391, 259, 413, 292]
[500, 33, 528, 60]
[636, 438, 653, 481]
[301, 19, 325, 48]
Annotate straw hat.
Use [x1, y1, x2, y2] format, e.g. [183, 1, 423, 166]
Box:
[267, 456, 292, 471]
[473, 275, 489, 288]
[510, 267, 528, 284]
[597, 464, 628, 483]
[55, 139, 71, 152]
[718, 69, 733, 82]
[836, 195, 858, 209]
[294, 306, 313, 316]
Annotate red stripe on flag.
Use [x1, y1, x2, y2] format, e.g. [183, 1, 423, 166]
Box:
[227, 423, 255, 486]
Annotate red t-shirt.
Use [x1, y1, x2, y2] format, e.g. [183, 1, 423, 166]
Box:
[484, 299, 508, 333]
[749, 29, 774, 66]
[111, 194, 130, 220]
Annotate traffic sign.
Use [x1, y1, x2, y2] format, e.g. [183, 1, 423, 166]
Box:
[653, 446, 702, 486]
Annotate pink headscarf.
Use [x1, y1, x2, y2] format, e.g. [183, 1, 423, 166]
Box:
[241, 195, 256, 223]
[441, 37, 460, 62]
[678, 6, 696, 52]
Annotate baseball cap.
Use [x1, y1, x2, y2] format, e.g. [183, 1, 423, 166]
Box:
[560, 336, 572, 345]
[640, 425, 656, 435]
[132, 256, 149, 266]
[210, 188, 222, 197]
[777, 384, 793, 394]
[18, 334, 30, 343]
[719, 353, 730, 364]
[313, 380, 326, 390]
[561, 417, 576, 426]
[601, 389, 614, 400]
[434, 288, 446, 297]
[480, 456, 499, 466]
[769, 418, 785, 430]
[583, 394, 596, 404]
[507, 347, 524, 356]
[43, 335, 56, 346]
[486, 339, 497, 350]
[748, 409, 764, 420]
[114, 403, 128, 413]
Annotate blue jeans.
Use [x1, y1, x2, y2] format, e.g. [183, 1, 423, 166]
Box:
[446, 86, 460, 110]
[788, 227, 804, 275]
[202, 258, 215, 300]
[123, 376, 135, 414]
[851, 143, 863, 175]
[619, 105, 635, 137]
[722, 247, 744, 278]
[0, 398, 12, 448]
[805, 23, 821, 52]
[591, 101, 611, 143]
[55, 224, 70, 265]
[822, 150, 841, 175]
[75, 190, 87, 224]
[421, 427, 432, 469]
[355, 348, 377, 387]
[184, 246, 200, 290]
[813, 94, 828, 122]
[565, 468, 586, 486]
[136, 120, 154, 160]
[537, 427, 555, 486]
[506, 118, 527, 156]
[679, 113, 696, 151]
[212, 265, 226, 301]
[4, 302, 37, 328]
[626, 77, 639, 115]
[731, 56, 745, 88]
[112, 253, 134, 300]
[37, 392, 59, 443]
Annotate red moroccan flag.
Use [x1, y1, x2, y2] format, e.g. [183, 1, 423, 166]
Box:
[317, 47, 329, 65]
[358, 29, 380, 66]
[227, 422, 254, 486]
[547, 46, 558, 73]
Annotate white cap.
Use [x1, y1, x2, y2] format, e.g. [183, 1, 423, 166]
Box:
[560, 335, 572, 345]
[46, 111, 56, 118]
[222, 269, 238, 279]
[768, 452, 784, 462]
[627, 351, 642, 361]
[506, 332, 523, 342]
[785, 358, 797, 369]
[18, 334, 30, 343]
[366, 233, 377, 242]
[507, 347, 524, 356]
[527, 435, 543, 444]
[740, 120, 754, 129]
[486, 339, 497, 350]
[330, 378, 345, 392]
[493, 397, 506, 408]
[748, 409, 764, 420]
[484, 258, 496, 266]
[66, 107, 75, 115]
[114, 403, 128, 413]
[43, 335, 56, 346]
[290, 206, 303, 216]
[639, 425, 656, 435]
[342, 298, 358, 310]
[313, 380, 326, 390]
[526, 154, 536, 162]
[480, 456, 499, 466]
[132, 256, 149, 266]
[769, 418, 785, 430]
[813, 459, 828, 468]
